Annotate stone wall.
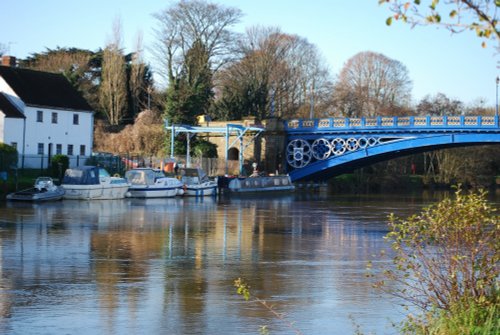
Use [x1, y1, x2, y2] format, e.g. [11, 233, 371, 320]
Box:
[199, 117, 286, 175]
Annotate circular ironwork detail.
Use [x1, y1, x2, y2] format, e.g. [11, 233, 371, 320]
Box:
[331, 138, 346, 155]
[312, 138, 332, 160]
[286, 139, 312, 168]
[346, 138, 359, 151]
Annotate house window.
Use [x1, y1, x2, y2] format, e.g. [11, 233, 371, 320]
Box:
[79, 145, 86, 156]
[73, 113, 79, 125]
[56, 144, 62, 155]
[37, 110, 43, 122]
[67, 144, 73, 156]
[10, 142, 17, 150]
[52, 112, 58, 124]
[37, 143, 44, 155]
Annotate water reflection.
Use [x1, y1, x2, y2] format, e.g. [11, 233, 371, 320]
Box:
[0, 192, 473, 334]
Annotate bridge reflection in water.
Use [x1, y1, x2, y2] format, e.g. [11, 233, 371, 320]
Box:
[285, 115, 500, 181]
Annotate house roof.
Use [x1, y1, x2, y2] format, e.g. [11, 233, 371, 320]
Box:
[0, 66, 92, 112]
[0, 92, 25, 118]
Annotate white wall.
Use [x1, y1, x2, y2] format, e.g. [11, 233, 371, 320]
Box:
[3, 117, 24, 149]
[23, 106, 93, 156]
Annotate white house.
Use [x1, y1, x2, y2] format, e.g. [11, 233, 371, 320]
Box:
[0, 56, 94, 168]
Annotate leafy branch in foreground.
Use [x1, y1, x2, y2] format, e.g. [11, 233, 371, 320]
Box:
[234, 278, 304, 335]
[380, 0, 500, 50]
[371, 186, 499, 334]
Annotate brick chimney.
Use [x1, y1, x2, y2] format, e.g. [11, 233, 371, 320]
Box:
[1, 55, 16, 67]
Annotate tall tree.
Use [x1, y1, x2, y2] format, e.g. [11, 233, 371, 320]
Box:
[99, 18, 128, 126]
[153, 0, 242, 125]
[165, 40, 213, 124]
[381, 0, 500, 51]
[332, 51, 412, 117]
[153, 0, 242, 81]
[129, 32, 147, 118]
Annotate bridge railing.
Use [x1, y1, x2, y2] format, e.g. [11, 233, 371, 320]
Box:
[285, 115, 498, 130]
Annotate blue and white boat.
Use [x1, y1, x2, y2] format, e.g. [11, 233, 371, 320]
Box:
[179, 168, 217, 197]
[125, 168, 184, 198]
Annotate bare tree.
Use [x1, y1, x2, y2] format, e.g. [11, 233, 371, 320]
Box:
[416, 92, 464, 116]
[152, 0, 243, 82]
[100, 17, 127, 125]
[215, 26, 332, 120]
[332, 51, 412, 117]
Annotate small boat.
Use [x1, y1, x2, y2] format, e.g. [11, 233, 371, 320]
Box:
[125, 168, 184, 198]
[7, 177, 65, 201]
[227, 175, 295, 193]
[61, 166, 130, 200]
[179, 167, 217, 197]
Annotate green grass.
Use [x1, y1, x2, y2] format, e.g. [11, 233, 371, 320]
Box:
[401, 299, 499, 335]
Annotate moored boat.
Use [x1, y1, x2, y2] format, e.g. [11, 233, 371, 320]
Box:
[179, 167, 217, 197]
[7, 177, 65, 201]
[61, 166, 130, 200]
[227, 175, 295, 193]
[125, 168, 184, 198]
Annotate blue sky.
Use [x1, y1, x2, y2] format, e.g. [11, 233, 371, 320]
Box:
[1, 0, 498, 106]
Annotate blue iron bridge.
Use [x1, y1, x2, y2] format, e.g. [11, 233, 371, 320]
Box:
[284, 115, 500, 182]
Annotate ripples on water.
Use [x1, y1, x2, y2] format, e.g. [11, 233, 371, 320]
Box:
[0, 190, 485, 334]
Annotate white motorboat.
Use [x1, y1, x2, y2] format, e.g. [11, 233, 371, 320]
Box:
[7, 176, 65, 201]
[179, 167, 217, 197]
[227, 175, 295, 193]
[61, 166, 130, 200]
[125, 168, 184, 198]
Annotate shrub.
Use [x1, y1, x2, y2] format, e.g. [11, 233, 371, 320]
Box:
[192, 139, 218, 158]
[0, 143, 18, 170]
[373, 186, 499, 333]
[50, 154, 69, 179]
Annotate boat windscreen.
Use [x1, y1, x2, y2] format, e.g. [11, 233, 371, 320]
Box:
[63, 168, 100, 185]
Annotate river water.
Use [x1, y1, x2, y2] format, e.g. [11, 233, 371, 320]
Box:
[0, 190, 491, 335]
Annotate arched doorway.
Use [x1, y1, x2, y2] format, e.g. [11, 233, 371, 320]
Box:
[228, 147, 239, 160]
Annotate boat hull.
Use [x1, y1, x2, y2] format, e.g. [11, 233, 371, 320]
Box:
[228, 176, 295, 193]
[7, 188, 65, 201]
[183, 184, 217, 197]
[127, 186, 181, 198]
[62, 184, 129, 200]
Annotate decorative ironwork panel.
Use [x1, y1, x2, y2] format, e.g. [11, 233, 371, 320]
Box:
[397, 117, 410, 127]
[482, 116, 495, 126]
[302, 120, 315, 128]
[381, 117, 394, 127]
[288, 120, 299, 128]
[464, 116, 478, 126]
[414, 117, 427, 126]
[333, 118, 346, 127]
[318, 119, 331, 128]
[447, 116, 461, 126]
[365, 118, 377, 127]
[430, 116, 444, 126]
[350, 118, 362, 127]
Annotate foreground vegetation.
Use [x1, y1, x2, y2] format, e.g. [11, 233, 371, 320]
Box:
[373, 187, 499, 334]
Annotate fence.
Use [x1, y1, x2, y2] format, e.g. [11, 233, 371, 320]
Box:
[17, 154, 90, 170]
[3, 152, 245, 178]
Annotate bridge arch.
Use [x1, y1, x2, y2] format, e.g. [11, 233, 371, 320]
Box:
[284, 116, 500, 182]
